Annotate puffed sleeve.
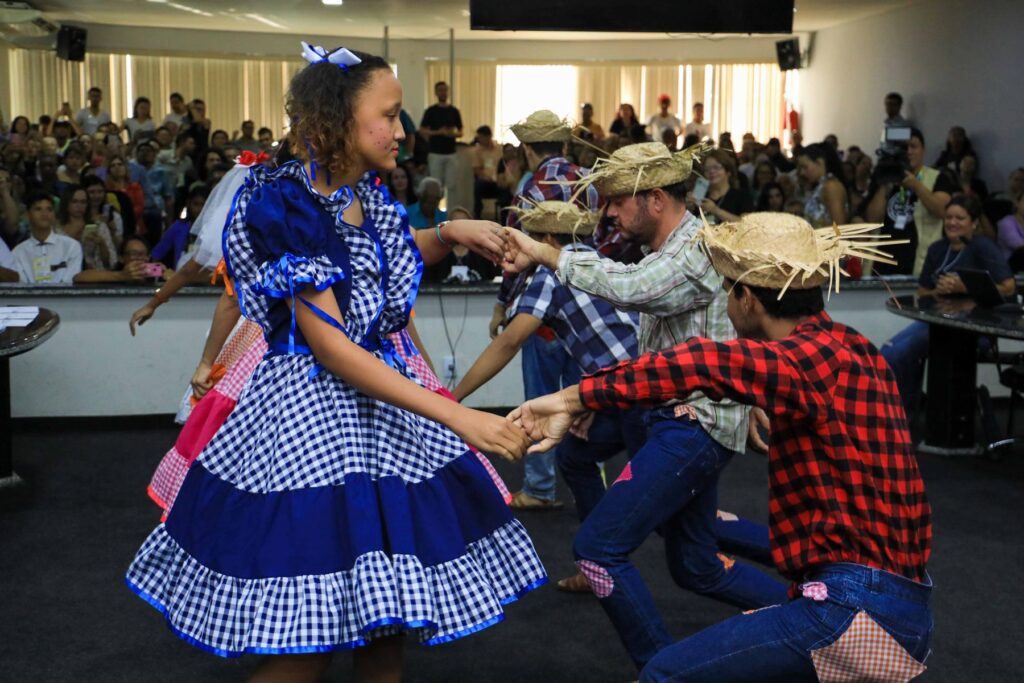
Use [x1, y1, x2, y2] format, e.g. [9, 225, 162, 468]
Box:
[245, 175, 346, 298]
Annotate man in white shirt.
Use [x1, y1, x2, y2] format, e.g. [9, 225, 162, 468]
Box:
[0, 237, 19, 282]
[11, 193, 82, 284]
[647, 95, 681, 147]
[683, 102, 712, 141]
[74, 87, 112, 136]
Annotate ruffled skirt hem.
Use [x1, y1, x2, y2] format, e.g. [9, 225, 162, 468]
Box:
[126, 520, 547, 657]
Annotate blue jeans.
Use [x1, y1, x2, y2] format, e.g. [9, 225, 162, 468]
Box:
[556, 407, 648, 521]
[521, 334, 580, 501]
[574, 417, 788, 669]
[880, 321, 930, 415]
[715, 515, 773, 567]
[641, 563, 933, 682]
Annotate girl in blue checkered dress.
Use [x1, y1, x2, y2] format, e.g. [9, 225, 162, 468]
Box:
[126, 45, 546, 682]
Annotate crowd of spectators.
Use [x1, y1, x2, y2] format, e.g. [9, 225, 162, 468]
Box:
[0, 87, 277, 284]
[392, 88, 1022, 284]
[4, 84, 1022, 288]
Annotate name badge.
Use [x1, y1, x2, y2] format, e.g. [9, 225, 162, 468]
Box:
[32, 256, 52, 282]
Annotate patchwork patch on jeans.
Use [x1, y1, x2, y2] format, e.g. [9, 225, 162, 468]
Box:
[576, 560, 614, 598]
[810, 610, 927, 683]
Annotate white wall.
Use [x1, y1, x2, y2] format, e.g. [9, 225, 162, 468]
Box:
[799, 0, 1024, 189]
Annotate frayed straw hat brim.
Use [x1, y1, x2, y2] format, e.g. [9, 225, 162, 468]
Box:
[698, 212, 908, 297]
[515, 200, 599, 236]
[570, 141, 710, 201]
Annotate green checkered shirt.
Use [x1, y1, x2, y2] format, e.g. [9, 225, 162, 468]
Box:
[556, 212, 748, 453]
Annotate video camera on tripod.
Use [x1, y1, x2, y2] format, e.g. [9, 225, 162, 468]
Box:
[873, 126, 913, 185]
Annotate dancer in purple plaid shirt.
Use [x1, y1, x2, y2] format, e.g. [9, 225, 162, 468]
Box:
[489, 110, 602, 511]
[456, 203, 646, 590]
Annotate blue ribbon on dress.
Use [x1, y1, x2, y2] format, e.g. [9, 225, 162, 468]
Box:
[253, 253, 311, 355]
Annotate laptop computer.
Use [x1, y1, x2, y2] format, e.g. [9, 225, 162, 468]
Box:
[955, 268, 1011, 308]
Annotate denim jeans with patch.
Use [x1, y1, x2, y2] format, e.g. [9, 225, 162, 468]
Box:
[640, 563, 933, 682]
[573, 416, 788, 669]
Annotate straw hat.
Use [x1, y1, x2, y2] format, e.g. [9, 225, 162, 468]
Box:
[572, 141, 710, 199]
[510, 110, 572, 143]
[516, 200, 599, 237]
[698, 212, 906, 297]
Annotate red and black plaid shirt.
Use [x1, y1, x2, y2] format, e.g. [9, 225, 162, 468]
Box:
[579, 312, 932, 582]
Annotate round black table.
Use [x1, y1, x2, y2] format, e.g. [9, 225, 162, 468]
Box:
[1, 307, 60, 491]
[886, 294, 1024, 455]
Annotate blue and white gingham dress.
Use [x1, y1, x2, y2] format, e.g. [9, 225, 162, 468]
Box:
[126, 162, 547, 657]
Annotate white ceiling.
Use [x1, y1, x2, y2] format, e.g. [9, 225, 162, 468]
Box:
[27, 0, 915, 41]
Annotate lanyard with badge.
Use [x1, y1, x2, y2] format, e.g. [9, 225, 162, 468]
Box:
[31, 241, 52, 283]
[894, 170, 923, 231]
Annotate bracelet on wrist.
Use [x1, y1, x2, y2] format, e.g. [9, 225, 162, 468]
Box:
[152, 288, 169, 305]
[435, 221, 452, 247]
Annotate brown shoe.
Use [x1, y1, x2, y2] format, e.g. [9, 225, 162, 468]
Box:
[556, 571, 592, 593]
[509, 490, 565, 511]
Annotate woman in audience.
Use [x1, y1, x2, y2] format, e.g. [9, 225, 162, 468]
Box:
[609, 103, 645, 143]
[797, 142, 848, 227]
[755, 181, 786, 212]
[123, 97, 155, 142]
[73, 236, 167, 284]
[957, 152, 988, 201]
[993, 167, 1024, 202]
[689, 147, 753, 223]
[105, 155, 145, 230]
[406, 176, 447, 229]
[209, 129, 230, 151]
[386, 163, 416, 206]
[849, 154, 873, 214]
[56, 143, 87, 193]
[935, 125, 976, 174]
[191, 148, 227, 190]
[0, 168, 26, 245]
[82, 174, 125, 250]
[8, 116, 30, 144]
[881, 195, 1014, 416]
[751, 161, 776, 204]
[151, 184, 207, 269]
[58, 185, 119, 270]
[716, 132, 733, 154]
[997, 190, 1024, 270]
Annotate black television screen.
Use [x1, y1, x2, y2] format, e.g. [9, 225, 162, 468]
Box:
[469, 0, 794, 34]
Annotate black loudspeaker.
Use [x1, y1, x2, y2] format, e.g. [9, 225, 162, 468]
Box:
[776, 38, 800, 71]
[57, 25, 87, 62]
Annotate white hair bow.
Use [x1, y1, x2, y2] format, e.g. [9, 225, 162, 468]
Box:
[300, 41, 362, 70]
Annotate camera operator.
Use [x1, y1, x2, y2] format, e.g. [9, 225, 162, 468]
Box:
[865, 128, 955, 275]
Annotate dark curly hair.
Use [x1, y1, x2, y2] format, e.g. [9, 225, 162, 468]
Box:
[286, 51, 392, 178]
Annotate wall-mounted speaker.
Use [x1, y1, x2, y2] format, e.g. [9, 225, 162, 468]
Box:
[775, 38, 800, 71]
[56, 25, 87, 62]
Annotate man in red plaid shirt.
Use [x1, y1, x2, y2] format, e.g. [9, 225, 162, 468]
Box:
[509, 214, 934, 682]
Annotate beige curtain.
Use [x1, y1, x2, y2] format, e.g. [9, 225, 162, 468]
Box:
[424, 60, 495, 139]
[704, 63, 786, 145]
[4, 46, 302, 137]
[575, 64, 621, 131]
